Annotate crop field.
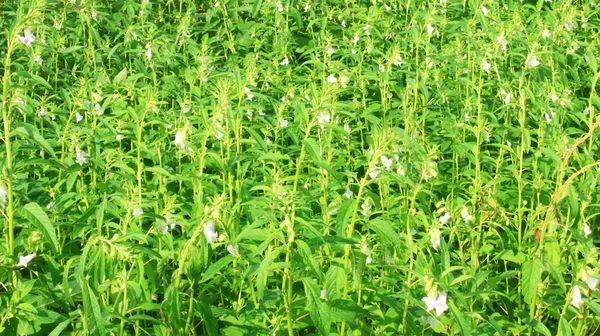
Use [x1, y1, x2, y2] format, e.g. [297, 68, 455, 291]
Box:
[1, 0, 599, 335]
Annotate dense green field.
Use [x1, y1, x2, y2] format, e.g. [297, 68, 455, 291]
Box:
[1, 0, 599, 335]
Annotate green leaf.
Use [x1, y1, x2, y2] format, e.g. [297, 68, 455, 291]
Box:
[197, 298, 218, 336]
[302, 278, 331, 335]
[22, 202, 59, 253]
[13, 123, 57, 159]
[368, 218, 404, 255]
[522, 259, 544, 305]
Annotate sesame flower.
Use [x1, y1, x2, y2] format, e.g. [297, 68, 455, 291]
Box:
[320, 289, 327, 299]
[584, 223, 592, 238]
[95, 103, 104, 116]
[227, 244, 239, 257]
[280, 119, 288, 128]
[526, 54, 540, 68]
[327, 74, 337, 83]
[145, 47, 152, 60]
[430, 228, 441, 251]
[204, 220, 218, 244]
[422, 290, 448, 316]
[571, 285, 583, 309]
[280, 57, 289, 66]
[0, 186, 7, 203]
[344, 188, 353, 199]
[133, 208, 143, 216]
[426, 23, 435, 36]
[504, 92, 511, 105]
[18, 28, 35, 47]
[76, 149, 89, 165]
[482, 59, 491, 73]
[174, 130, 186, 149]
[439, 212, 451, 225]
[461, 208, 472, 222]
[16, 253, 36, 268]
[380, 155, 393, 171]
[481, 5, 489, 16]
[76, 112, 83, 123]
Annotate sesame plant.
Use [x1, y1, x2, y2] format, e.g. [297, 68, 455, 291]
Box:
[1, 0, 599, 335]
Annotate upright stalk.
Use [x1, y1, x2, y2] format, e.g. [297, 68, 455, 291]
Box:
[2, 38, 15, 259]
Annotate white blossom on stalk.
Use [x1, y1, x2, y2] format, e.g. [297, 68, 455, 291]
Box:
[318, 112, 330, 128]
[133, 208, 143, 216]
[481, 5, 489, 16]
[33, 56, 43, 64]
[366, 256, 373, 264]
[526, 54, 540, 68]
[583, 107, 590, 115]
[571, 285, 583, 309]
[504, 92, 511, 105]
[320, 289, 327, 299]
[182, 105, 190, 113]
[586, 276, 598, 291]
[368, 165, 380, 179]
[344, 188, 353, 199]
[227, 244, 239, 257]
[422, 290, 448, 316]
[0, 186, 7, 203]
[38, 107, 47, 117]
[216, 131, 224, 140]
[95, 103, 104, 116]
[430, 228, 441, 251]
[426, 23, 435, 36]
[91, 8, 98, 21]
[76, 149, 89, 165]
[280, 57, 289, 66]
[174, 131, 186, 149]
[584, 223, 592, 238]
[361, 199, 371, 217]
[18, 28, 35, 47]
[327, 47, 335, 55]
[542, 29, 551, 38]
[279, 119, 288, 128]
[327, 74, 337, 83]
[204, 220, 218, 244]
[76, 112, 83, 123]
[439, 212, 451, 225]
[380, 155, 393, 171]
[461, 208, 473, 222]
[482, 59, 491, 73]
[277, 2, 284, 12]
[16, 254, 36, 268]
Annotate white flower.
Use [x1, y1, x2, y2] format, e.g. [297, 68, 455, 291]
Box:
[583, 107, 590, 115]
[545, 113, 552, 123]
[157, 224, 169, 234]
[33, 56, 43, 64]
[216, 131, 224, 140]
[584, 223, 592, 238]
[363, 24, 370, 31]
[277, 2, 284, 12]
[507, 140, 512, 147]
[327, 74, 337, 83]
[318, 112, 330, 126]
[280, 119, 288, 128]
[327, 47, 335, 55]
[16, 253, 36, 268]
[76, 112, 83, 123]
[344, 188, 353, 199]
[91, 8, 98, 21]
[526, 54, 540, 68]
[0, 186, 7, 203]
[497, 35, 508, 51]
[145, 47, 152, 60]
[38, 107, 47, 117]
[439, 212, 451, 225]
[504, 92, 511, 105]
[204, 220, 218, 244]
[227, 244, 239, 257]
[464, 113, 470, 121]
[368, 166, 380, 179]
[361, 199, 371, 217]
[95, 103, 104, 116]
[18, 28, 35, 47]
[571, 285, 584, 309]
[542, 29, 551, 38]
[54, 21, 62, 30]
[426, 23, 435, 36]
[482, 59, 491, 73]
[76, 149, 89, 165]
[214, 1, 219, 6]
[320, 289, 327, 299]
[280, 57, 289, 66]
[182, 105, 190, 113]
[366, 256, 373, 264]
[133, 208, 143, 216]
[174, 131, 186, 149]
[380, 64, 385, 72]
[381, 155, 393, 171]
[430, 229, 441, 251]
[461, 208, 472, 222]
[397, 165, 405, 176]
[585, 274, 598, 290]
[116, 134, 124, 141]
[422, 290, 448, 316]
[481, 5, 489, 16]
